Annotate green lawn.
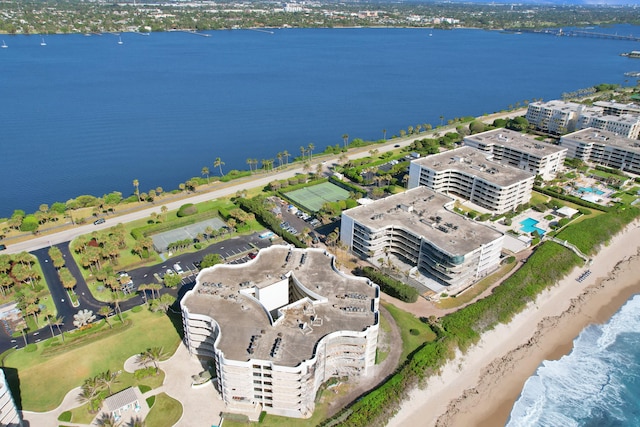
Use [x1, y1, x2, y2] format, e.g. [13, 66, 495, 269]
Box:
[382, 302, 437, 362]
[145, 393, 183, 427]
[1, 310, 181, 411]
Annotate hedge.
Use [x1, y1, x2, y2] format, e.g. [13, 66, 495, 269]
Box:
[131, 208, 221, 240]
[329, 176, 366, 196]
[534, 186, 609, 212]
[236, 196, 307, 248]
[357, 267, 418, 303]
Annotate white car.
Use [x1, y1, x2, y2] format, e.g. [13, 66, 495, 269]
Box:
[173, 263, 184, 274]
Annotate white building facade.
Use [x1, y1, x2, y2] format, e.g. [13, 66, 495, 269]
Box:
[463, 128, 566, 180]
[181, 246, 379, 419]
[341, 187, 504, 292]
[408, 146, 535, 213]
[560, 128, 640, 174]
[0, 369, 22, 427]
[526, 100, 640, 138]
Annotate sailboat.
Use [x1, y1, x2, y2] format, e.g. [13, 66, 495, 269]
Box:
[117, 36, 123, 45]
[40, 37, 47, 46]
[1, 40, 7, 49]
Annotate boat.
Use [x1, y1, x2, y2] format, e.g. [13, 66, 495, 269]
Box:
[40, 37, 46, 46]
[1, 40, 7, 49]
[117, 36, 123, 45]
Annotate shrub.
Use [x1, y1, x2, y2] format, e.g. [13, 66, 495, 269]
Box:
[58, 411, 72, 422]
[146, 395, 156, 408]
[357, 266, 419, 303]
[409, 329, 420, 336]
[177, 203, 197, 217]
[131, 305, 143, 313]
[24, 343, 37, 353]
[134, 367, 157, 380]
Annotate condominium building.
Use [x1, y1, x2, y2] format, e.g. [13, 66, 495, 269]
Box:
[575, 113, 640, 140]
[340, 187, 504, 292]
[463, 128, 566, 180]
[408, 146, 535, 213]
[181, 246, 379, 419]
[560, 128, 640, 174]
[593, 100, 640, 116]
[526, 100, 640, 138]
[0, 369, 22, 427]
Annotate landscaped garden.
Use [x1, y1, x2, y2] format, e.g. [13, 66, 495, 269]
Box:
[1, 309, 181, 411]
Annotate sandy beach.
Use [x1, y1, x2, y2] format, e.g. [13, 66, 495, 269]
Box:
[388, 220, 640, 427]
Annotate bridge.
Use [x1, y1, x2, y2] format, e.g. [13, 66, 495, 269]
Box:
[515, 28, 640, 42]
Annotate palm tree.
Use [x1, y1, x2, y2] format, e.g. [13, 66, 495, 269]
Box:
[307, 142, 315, 160]
[382, 129, 387, 140]
[52, 315, 65, 342]
[96, 413, 122, 427]
[439, 115, 444, 127]
[110, 293, 124, 323]
[283, 150, 290, 165]
[129, 417, 146, 427]
[143, 346, 165, 373]
[99, 370, 120, 395]
[98, 305, 112, 329]
[214, 157, 225, 176]
[342, 133, 349, 148]
[299, 146, 306, 160]
[133, 179, 140, 202]
[201, 166, 210, 183]
[246, 158, 254, 173]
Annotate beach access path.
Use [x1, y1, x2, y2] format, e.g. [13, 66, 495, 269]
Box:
[389, 220, 640, 427]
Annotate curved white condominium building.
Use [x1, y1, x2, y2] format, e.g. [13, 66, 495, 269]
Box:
[341, 187, 504, 292]
[181, 246, 379, 419]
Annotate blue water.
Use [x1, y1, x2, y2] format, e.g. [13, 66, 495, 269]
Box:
[579, 186, 606, 195]
[520, 217, 545, 235]
[1, 26, 640, 217]
[508, 294, 640, 427]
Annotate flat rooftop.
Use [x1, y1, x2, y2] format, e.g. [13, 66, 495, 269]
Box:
[562, 128, 640, 153]
[182, 246, 377, 367]
[344, 187, 503, 255]
[464, 128, 566, 157]
[528, 100, 601, 115]
[412, 146, 535, 186]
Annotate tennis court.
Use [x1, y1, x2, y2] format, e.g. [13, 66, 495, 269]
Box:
[284, 182, 350, 212]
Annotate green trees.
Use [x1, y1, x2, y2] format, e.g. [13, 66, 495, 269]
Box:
[201, 166, 210, 183]
[214, 157, 225, 176]
[201, 253, 223, 268]
[133, 179, 140, 202]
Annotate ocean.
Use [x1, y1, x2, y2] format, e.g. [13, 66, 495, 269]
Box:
[507, 294, 640, 427]
[1, 25, 639, 217]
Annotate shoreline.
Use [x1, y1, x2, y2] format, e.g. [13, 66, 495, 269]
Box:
[388, 221, 640, 427]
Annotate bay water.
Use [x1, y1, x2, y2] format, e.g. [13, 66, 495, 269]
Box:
[1, 26, 639, 216]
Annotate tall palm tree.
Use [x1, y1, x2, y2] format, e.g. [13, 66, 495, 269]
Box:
[246, 158, 253, 173]
[214, 157, 225, 176]
[99, 370, 120, 395]
[283, 150, 290, 165]
[342, 133, 349, 147]
[96, 413, 122, 427]
[299, 146, 306, 161]
[129, 417, 146, 427]
[133, 179, 140, 202]
[201, 166, 210, 183]
[98, 305, 112, 329]
[52, 315, 65, 342]
[382, 129, 387, 140]
[143, 347, 165, 373]
[307, 142, 314, 160]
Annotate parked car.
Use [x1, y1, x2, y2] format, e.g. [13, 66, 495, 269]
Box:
[0, 244, 6, 251]
[173, 263, 184, 274]
[248, 252, 257, 259]
[93, 218, 106, 225]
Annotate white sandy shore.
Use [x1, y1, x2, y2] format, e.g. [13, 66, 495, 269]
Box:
[388, 220, 640, 427]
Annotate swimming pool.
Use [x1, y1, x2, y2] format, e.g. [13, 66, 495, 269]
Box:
[578, 186, 605, 195]
[520, 217, 546, 236]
